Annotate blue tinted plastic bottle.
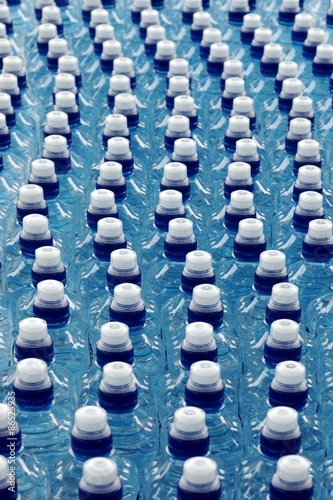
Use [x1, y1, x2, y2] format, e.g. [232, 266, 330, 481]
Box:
[177, 457, 222, 499]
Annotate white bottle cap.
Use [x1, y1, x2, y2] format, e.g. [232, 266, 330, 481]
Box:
[265, 406, 298, 433]
[15, 358, 48, 384]
[3, 55, 22, 73]
[158, 189, 183, 209]
[90, 189, 115, 209]
[173, 406, 206, 433]
[243, 12, 261, 29]
[107, 136, 130, 155]
[270, 283, 299, 305]
[99, 161, 123, 180]
[48, 37, 68, 55]
[294, 12, 312, 28]
[0, 456, 9, 482]
[225, 77, 245, 95]
[54, 91, 76, 111]
[97, 217, 123, 238]
[0, 5, 10, 18]
[174, 138, 197, 156]
[289, 117, 311, 135]
[46, 110, 69, 129]
[263, 43, 283, 59]
[230, 190, 254, 210]
[276, 456, 311, 484]
[168, 218, 193, 238]
[306, 27, 325, 44]
[168, 115, 190, 133]
[0, 92, 11, 109]
[223, 59, 244, 76]
[168, 75, 189, 93]
[281, 78, 302, 96]
[156, 39, 176, 57]
[83, 0, 102, 7]
[0, 24, 6, 39]
[58, 55, 79, 74]
[38, 23, 61, 42]
[192, 11, 211, 28]
[182, 457, 217, 486]
[0, 111, 5, 128]
[209, 42, 229, 59]
[174, 95, 195, 113]
[315, 43, 333, 60]
[82, 458, 118, 486]
[185, 322, 214, 345]
[113, 283, 142, 306]
[103, 40, 122, 57]
[169, 58, 189, 75]
[192, 284, 220, 306]
[297, 165, 321, 184]
[253, 27, 272, 43]
[184, 0, 202, 9]
[109, 74, 131, 92]
[90, 8, 109, 24]
[110, 248, 137, 270]
[185, 250, 212, 272]
[103, 361, 133, 386]
[237, 218, 263, 238]
[75, 406, 108, 433]
[31, 159, 56, 177]
[235, 138, 257, 156]
[42, 5, 61, 22]
[100, 322, 130, 345]
[114, 93, 136, 111]
[291, 96, 313, 114]
[113, 57, 134, 75]
[22, 213, 49, 235]
[202, 28, 222, 44]
[274, 361, 306, 386]
[133, 0, 151, 9]
[105, 113, 127, 132]
[36, 279, 64, 302]
[232, 96, 254, 114]
[0, 38, 10, 57]
[228, 161, 251, 180]
[0, 403, 9, 430]
[270, 319, 299, 342]
[44, 134, 67, 153]
[164, 162, 187, 181]
[18, 317, 48, 342]
[190, 360, 221, 385]
[307, 219, 332, 239]
[258, 250, 286, 272]
[297, 190, 323, 211]
[55, 73, 76, 90]
[35, 246, 61, 267]
[281, 0, 299, 9]
[297, 139, 319, 157]
[141, 7, 159, 24]
[19, 184, 44, 204]
[146, 24, 165, 41]
[228, 115, 250, 133]
[0, 73, 17, 90]
[96, 23, 114, 40]
[278, 61, 298, 78]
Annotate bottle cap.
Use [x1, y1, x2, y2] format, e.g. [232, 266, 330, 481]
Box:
[82, 458, 118, 486]
[0, 112, 5, 128]
[46, 110, 69, 129]
[99, 161, 123, 180]
[110, 248, 137, 269]
[133, 0, 151, 7]
[3, 55, 22, 73]
[173, 406, 206, 433]
[315, 43, 333, 60]
[109, 75, 131, 92]
[42, 5, 61, 21]
[291, 96, 312, 114]
[228, 161, 251, 180]
[114, 93, 136, 111]
[158, 189, 183, 209]
[270, 319, 299, 342]
[146, 24, 165, 40]
[54, 73, 76, 90]
[83, 0, 102, 7]
[184, 0, 202, 8]
[228, 115, 250, 133]
[235, 138, 257, 156]
[307, 219, 332, 239]
[169, 58, 189, 75]
[230, 189, 254, 209]
[189, 360, 221, 385]
[100, 322, 130, 345]
[75, 406, 108, 433]
[55, 91, 76, 108]
[294, 12, 312, 28]
[202, 28, 222, 44]
[113, 283, 142, 306]
[281, 0, 299, 8]
[18, 317, 49, 342]
[192, 11, 211, 28]
[270, 283, 299, 305]
[22, 213, 49, 235]
[192, 284, 220, 306]
[185, 250, 212, 272]
[95, 23, 114, 40]
[103, 361, 134, 386]
[113, 57, 134, 75]
[263, 43, 283, 59]
[168, 218, 193, 238]
[182, 457, 217, 486]
[164, 162, 187, 181]
[141, 7, 159, 24]
[48, 37, 68, 55]
[90, 8, 109, 24]
[0, 92, 11, 109]
[0, 73, 17, 90]
[289, 117, 311, 135]
[297, 190, 323, 211]
[223, 59, 244, 76]
[277, 61, 298, 78]
[19, 184, 44, 204]
[0, 403, 10, 430]
[232, 96, 254, 114]
[225, 77, 245, 95]
[174, 138, 197, 156]
[58, 55, 79, 73]
[168, 115, 190, 133]
[156, 39, 176, 56]
[0, 456, 9, 482]
[0, 24, 5, 39]
[297, 165, 321, 184]
[174, 95, 195, 113]
[36, 246, 61, 268]
[168, 75, 189, 93]
[107, 136, 130, 155]
[39, 23, 58, 40]
[210, 42, 229, 59]
[15, 358, 49, 384]
[105, 113, 127, 131]
[306, 27, 325, 43]
[258, 250, 286, 272]
[97, 217, 123, 238]
[185, 322, 214, 345]
[36, 279, 64, 302]
[265, 406, 298, 433]
[281, 78, 302, 96]
[276, 456, 311, 484]
[0, 38, 10, 57]
[231, 0, 249, 7]
[44, 134, 67, 153]
[296, 139, 319, 157]
[237, 218, 263, 238]
[274, 361, 306, 386]
[90, 189, 115, 209]
[253, 27, 272, 43]
[243, 12, 261, 28]
[103, 40, 122, 57]
[31, 159, 56, 177]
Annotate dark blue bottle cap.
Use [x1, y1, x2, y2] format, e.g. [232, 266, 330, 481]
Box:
[101, 58, 115, 72]
[151, 0, 164, 8]
[180, 344, 218, 369]
[16, 205, 48, 224]
[154, 57, 172, 72]
[224, 180, 254, 199]
[94, 239, 127, 261]
[107, 268, 141, 290]
[207, 59, 225, 75]
[260, 60, 280, 75]
[168, 433, 210, 460]
[35, 8, 42, 20]
[82, 9, 93, 22]
[31, 265, 66, 287]
[168, 408, 210, 459]
[87, 209, 119, 232]
[269, 385, 308, 410]
[279, 10, 298, 24]
[264, 343, 302, 365]
[3, 112, 15, 128]
[94, 40, 104, 54]
[302, 240, 333, 262]
[33, 300, 70, 326]
[177, 484, 221, 500]
[199, 45, 211, 58]
[241, 30, 255, 44]
[55, 0, 69, 4]
[188, 306, 223, 329]
[102, 0, 115, 5]
[155, 209, 186, 232]
[224, 130, 252, 152]
[0, 131, 10, 149]
[285, 137, 302, 155]
[190, 27, 205, 41]
[19, 234, 53, 257]
[131, 10, 142, 23]
[96, 344, 134, 367]
[42, 152, 71, 174]
[278, 96, 294, 112]
[312, 61, 333, 76]
[254, 272, 289, 295]
[109, 305, 146, 328]
[260, 433, 301, 458]
[327, 13, 333, 27]
[265, 305, 301, 325]
[164, 238, 197, 260]
[98, 386, 138, 412]
[182, 10, 196, 24]
[181, 271, 215, 295]
[228, 10, 248, 24]
[78, 486, 122, 500]
[293, 210, 325, 233]
[15, 340, 54, 365]
[184, 385, 224, 411]
[270, 483, 313, 500]
[37, 41, 49, 55]
[145, 41, 157, 55]
[250, 44, 265, 58]
[72, 433, 113, 459]
[291, 29, 308, 43]
[302, 43, 317, 59]
[224, 208, 256, 232]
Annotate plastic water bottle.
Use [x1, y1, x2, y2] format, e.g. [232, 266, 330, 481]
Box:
[177, 457, 222, 499]
[95, 322, 134, 368]
[14, 317, 54, 365]
[270, 455, 314, 499]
